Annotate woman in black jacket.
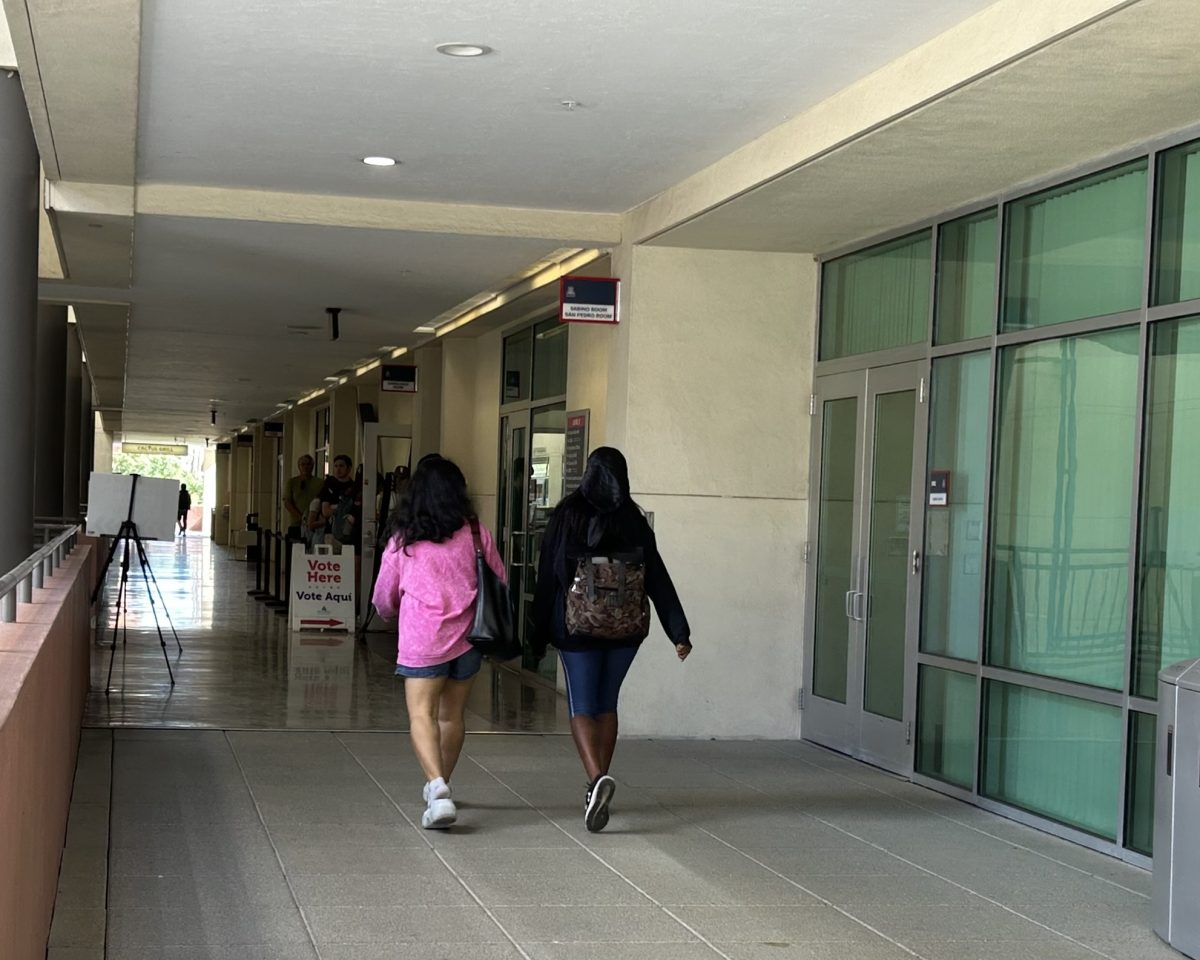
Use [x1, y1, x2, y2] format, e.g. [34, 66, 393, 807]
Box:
[532, 447, 691, 832]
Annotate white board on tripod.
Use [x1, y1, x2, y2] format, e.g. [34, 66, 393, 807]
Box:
[86, 473, 180, 542]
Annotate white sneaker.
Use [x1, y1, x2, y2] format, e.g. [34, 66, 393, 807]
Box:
[422, 797, 457, 829]
[423, 778, 451, 803]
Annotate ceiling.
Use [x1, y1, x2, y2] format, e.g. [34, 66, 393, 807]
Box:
[5, 0, 1194, 439]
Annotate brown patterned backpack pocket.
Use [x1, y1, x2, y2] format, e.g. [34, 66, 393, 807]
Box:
[565, 552, 651, 644]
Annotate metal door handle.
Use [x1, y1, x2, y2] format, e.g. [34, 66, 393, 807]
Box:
[852, 591, 866, 622]
[1167, 726, 1174, 777]
[912, 550, 921, 575]
[845, 590, 855, 619]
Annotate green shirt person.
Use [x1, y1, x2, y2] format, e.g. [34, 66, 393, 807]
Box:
[283, 455, 324, 537]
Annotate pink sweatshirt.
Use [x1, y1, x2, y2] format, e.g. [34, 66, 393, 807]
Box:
[371, 522, 506, 668]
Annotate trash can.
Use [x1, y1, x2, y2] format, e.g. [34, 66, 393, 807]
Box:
[1154, 658, 1200, 959]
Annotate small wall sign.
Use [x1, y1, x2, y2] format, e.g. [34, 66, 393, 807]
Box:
[382, 364, 418, 393]
[560, 275, 620, 324]
[928, 470, 951, 507]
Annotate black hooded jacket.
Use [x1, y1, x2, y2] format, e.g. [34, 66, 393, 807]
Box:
[531, 447, 691, 657]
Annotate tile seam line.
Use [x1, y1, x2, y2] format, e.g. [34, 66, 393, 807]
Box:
[599, 765, 930, 960]
[766, 741, 1149, 899]
[460, 752, 743, 960]
[223, 729, 325, 960]
[331, 730, 537, 960]
[688, 752, 1121, 960]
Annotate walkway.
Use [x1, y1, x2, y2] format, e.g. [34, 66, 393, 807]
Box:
[47, 535, 1177, 960]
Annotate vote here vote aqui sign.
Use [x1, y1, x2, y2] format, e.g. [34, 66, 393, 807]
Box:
[290, 544, 356, 632]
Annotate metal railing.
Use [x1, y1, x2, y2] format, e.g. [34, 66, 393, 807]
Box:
[0, 524, 81, 623]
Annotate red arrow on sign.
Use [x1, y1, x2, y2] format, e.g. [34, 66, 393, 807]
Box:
[300, 618, 345, 627]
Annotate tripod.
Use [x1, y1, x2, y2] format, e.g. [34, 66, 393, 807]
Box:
[92, 474, 183, 691]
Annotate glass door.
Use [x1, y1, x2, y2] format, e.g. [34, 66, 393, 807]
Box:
[498, 411, 539, 671]
[804, 361, 928, 773]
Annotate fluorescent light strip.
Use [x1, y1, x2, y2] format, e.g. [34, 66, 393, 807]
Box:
[434, 247, 603, 338]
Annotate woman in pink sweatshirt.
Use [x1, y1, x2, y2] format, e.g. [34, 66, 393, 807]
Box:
[371, 455, 506, 829]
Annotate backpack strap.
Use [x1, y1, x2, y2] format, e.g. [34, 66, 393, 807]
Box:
[468, 517, 484, 557]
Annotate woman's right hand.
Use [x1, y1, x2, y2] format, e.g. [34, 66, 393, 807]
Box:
[676, 644, 691, 662]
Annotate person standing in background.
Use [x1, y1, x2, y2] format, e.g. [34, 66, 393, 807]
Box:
[283, 454, 323, 539]
[177, 484, 191, 535]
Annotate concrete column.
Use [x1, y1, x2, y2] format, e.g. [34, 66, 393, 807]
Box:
[212, 445, 231, 544]
[413, 343, 443, 464]
[594, 243, 817, 738]
[93, 414, 114, 474]
[34, 304, 68, 518]
[230, 436, 253, 540]
[63, 326, 83, 518]
[0, 72, 39, 571]
[80, 365, 94, 511]
[251, 424, 278, 533]
[330, 384, 359, 467]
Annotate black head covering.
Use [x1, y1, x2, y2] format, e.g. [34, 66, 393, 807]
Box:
[579, 447, 630, 514]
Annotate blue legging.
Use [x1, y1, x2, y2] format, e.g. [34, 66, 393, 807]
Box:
[559, 646, 640, 717]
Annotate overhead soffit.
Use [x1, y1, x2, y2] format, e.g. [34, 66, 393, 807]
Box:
[70, 303, 128, 410]
[14, 0, 139, 183]
[650, 0, 1200, 255]
[135, 0, 997, 213]
[114, 215, 587, 435]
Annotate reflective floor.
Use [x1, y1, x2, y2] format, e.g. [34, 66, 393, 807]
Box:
[84, 534, 569, 732]
[51, 535, 1175, 959]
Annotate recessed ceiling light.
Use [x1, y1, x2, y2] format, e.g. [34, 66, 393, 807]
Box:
[436, 42, 491, 58]
[362, 156, 398, 167]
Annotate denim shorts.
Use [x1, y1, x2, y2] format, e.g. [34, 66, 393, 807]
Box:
[395, 647, 483, 681]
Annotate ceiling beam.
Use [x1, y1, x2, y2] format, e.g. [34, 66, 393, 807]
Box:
[135, 183, 623, 245]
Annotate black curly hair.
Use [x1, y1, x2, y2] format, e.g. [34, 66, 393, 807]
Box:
[384, 455, 475, 551]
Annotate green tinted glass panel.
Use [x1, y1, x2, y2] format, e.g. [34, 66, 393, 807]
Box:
[936, 210, 997, 343]
[983, 680, 1122, 839]
[820, 231, 931, 360]
[532, 319, 568, 399]
[864, 390, 916, 721]
[1134, 316, 1200, 698]
[1003, 160, 1147, 331]
[813, 397, 858, 703]
[916, 665, 976, 789]
[988, 328, 1138, 690]
[921, 352, 989, 660]
[1125, 711, 1157, 857]
[502, 328, 532, 402]
[1155, 139, 1200, 305]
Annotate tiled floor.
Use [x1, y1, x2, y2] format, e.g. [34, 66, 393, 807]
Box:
[84, 534, 568, 732]
[48, 535, 1181, 959]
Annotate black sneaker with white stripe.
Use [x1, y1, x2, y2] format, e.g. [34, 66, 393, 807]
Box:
[584, 774, 616, 833]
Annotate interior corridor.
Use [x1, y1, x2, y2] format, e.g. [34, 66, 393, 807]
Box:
[50, 535, 1177, 959]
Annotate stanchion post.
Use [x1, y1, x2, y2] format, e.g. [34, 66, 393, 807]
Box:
[274, 534, 294, 617]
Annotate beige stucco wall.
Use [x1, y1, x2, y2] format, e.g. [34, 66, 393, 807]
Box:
[606, 244, 818, 738]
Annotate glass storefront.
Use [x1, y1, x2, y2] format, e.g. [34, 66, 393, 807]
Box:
[814, 135, 1200, 860]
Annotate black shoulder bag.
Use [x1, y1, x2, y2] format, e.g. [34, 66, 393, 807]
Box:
[466, 519, 521, 660]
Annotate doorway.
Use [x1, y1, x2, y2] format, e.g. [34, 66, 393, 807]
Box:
[803, 361, 928, 773]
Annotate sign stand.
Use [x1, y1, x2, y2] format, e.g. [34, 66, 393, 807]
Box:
[290, 542, 356, 632]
